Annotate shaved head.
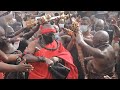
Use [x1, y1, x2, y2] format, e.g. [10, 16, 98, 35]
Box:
[93, 30, 109, 47]
[96, 19, 104, 25]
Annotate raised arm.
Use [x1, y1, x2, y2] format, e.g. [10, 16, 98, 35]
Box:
[23, 23, 40, 40]
[67, 34, 75, 51]
[112, 24, 120, 37]
[83, 37, 93, 46]
[76, 31, 105, 58]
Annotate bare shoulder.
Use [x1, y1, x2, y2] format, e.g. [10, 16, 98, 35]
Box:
[102, 45, 115, 59]
[107, 45, 115, 53]
[25, 39, 38, 54]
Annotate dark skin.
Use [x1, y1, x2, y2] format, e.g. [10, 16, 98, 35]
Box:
[23, 25, 60, 64]
[112, 24, 120, 38]
[94, 19, 104, 31]
[67, 34, 75, 51]
[23, 38, 58, 65]
[22, 23, 40, 40]
[81, 24, 94, 57]
[76, 30, 115, 73]
[0, 49, 33, 72]
[62, 28, 93, 50]
[0, 28, 33, 72]
[8, 23, 40, 43]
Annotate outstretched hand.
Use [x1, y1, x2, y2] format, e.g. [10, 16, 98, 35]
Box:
[75, 30, 84, 44]
[8, 36, 22, 43]
[111, 24, 119, 29]
[16, 59, 34, 72]
[111, 17, 117, 25]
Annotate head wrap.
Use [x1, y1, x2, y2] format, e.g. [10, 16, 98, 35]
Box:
[40, 25, 56, 34]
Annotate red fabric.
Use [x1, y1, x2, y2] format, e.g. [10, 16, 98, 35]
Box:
[40, 25, 42, 30]
[41, 28, 56, 34]
[40, 25, 56, 34]
[28, 40, 78, 79]
[0, 61, 4, 79]
[0, 73, 4, 79]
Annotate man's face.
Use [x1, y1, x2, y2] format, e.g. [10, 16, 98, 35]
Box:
[41, 33, 55, 45]
[95, 23, 104, 31]
[81, 20, 89, 25]
[80, 20, 90, 33]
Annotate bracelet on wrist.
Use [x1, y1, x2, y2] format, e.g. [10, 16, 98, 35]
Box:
[37, 56, 45, 62]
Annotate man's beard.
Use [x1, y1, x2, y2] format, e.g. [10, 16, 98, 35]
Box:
[42, 33, 55, 45]
[0, 38, 9, 52]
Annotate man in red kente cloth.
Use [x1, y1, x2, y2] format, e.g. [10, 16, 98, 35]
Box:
[23, 24, 78, 79]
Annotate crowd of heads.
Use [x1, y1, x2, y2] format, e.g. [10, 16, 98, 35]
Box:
[0, 11, 120, 79]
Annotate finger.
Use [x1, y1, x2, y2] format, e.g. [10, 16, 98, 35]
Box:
[25, 65, 34, 71]
[20, 59, 26, 64]
[25, 64, 33, 68]
[24, 68, 30, 72]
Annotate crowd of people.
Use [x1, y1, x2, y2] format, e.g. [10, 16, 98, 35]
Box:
[0, 11, 120, 79]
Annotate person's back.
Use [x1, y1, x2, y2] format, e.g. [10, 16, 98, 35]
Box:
[92, 44, 115, 73]
[76, 30, 117, 79]
[87, 31, 116, 79]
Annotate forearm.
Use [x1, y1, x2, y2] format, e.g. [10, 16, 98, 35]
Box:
[84, 38, 93, 46]
[23, 24, 40, 40]
[23, 54, 41, 63]
[0, 62, 17, 72]
[23, 31, 35, 40]
[5, 54, 21, 63]
[14, 28, 25, 36]
[114, 26, 120, 37]
[24, 54, 54, 65]
[67, 39, 75, 51]
[78, 41, 104, 58]
[31, 23, 40, 32]
[0, 50, 8, 61]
